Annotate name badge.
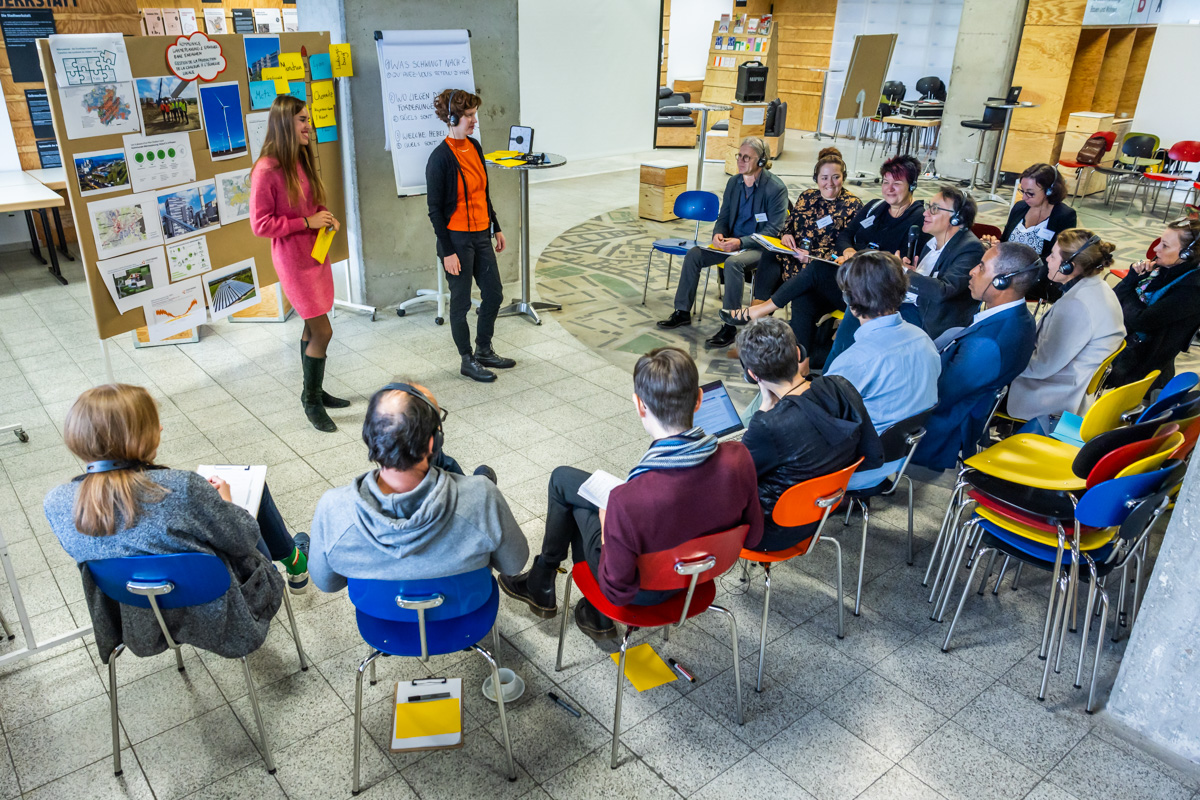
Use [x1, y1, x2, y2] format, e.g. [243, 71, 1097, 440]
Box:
[816, 215, 834, 229]
[755, 212, 768, 223]
[860, 215, 875, 229]
[1038, 227, 1055, 241]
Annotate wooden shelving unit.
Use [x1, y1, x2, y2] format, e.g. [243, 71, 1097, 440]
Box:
[700, 16, 778, 128]
[772, 0, 837, 132]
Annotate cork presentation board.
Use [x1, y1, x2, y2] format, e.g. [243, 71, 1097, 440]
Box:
[834, 33, 898, 121]
[37, 32, 350, 340]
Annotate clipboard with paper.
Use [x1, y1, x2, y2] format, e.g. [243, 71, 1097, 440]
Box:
[391, 677, 464, 752]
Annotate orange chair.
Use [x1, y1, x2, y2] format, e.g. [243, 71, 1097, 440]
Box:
[740, 458, 862, 691]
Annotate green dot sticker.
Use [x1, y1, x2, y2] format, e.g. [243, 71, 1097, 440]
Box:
[157, 150, 166, 159]
[134, 153, 144, 163]
[168, 148, 176, 158]
[146, 151, 155, 161]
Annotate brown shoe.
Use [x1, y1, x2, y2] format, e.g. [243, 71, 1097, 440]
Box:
[574, 597, 617, 641]
[499, 558, 558, 619]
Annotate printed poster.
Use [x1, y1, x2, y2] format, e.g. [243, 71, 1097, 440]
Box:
[214, 168, 251, 225]
[156, 179, 220, 244]
[203, 9, 227, 35]
[165, 236, 213, 282]
[96, 246, 169, 314]
[203, 258, 260, 320]
[246, 111, 269, 161]
[48, 33, 132, 86]
[73, 148, 130, 196]
[87, 191, 164, 260]
[198, 81, 248, 161]
[162, 9, 183, 37]
[243, 34, 280, 82]
[179, 8, 198, 36]
[123, 132, 196, 193]
[253, 8, 283, 33]
[59, 82, 140, 140]
[146, 276, 206, 342]
[134, 75, 202, 135]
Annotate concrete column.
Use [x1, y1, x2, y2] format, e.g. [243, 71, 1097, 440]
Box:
[1107, 453, 1200, 765]
[935, 0, 1027, 182]
[296, 0, 521, 307]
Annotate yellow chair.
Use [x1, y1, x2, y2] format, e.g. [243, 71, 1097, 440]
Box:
[1114, 432, 1185, 478]
[1085, 340, 1126, 398]
[1078, 370, 1158, 442]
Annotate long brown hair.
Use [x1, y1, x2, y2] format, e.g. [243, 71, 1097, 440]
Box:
[63, 384, 167, 537]
[257, 94, 326, 208]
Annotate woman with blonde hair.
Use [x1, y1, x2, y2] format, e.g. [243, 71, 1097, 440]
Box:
[43, 385, 311, 654]
[251, 94, 346, 433]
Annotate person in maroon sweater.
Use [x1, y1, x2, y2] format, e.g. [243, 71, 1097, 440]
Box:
[501, 348, 762, 640]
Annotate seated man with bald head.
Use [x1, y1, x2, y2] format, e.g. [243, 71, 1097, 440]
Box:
[308, 381, 529, 591]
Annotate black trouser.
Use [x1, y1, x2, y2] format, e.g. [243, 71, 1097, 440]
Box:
[769, 261, 845, 355]
[254, 483, 296, 561]
[540, 466, 674, 606]
[445, 230, 504, 357]
[673, 247, 767, 313]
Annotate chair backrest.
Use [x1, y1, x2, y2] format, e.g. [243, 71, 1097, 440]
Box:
[1161, 392, 1200, 423]
[981, 104, 1008, 127]
[1078, 371, 1160, 441]
[347, 568, 494, 623]
[916, 76, 945, 100]
[674, 190, 720, 224]
[1085, 424, 1180, 487]
[87, 553, 231, 610]
[1166, 140, 1200, 166]
[1075, 460, 1186, 530]
[1113, 432, 1184, 478]
[772, 457, 864, 528]
[1073, 416, 1173, 478]
[1085, 341, 1126, 397]
[1168, 413, 1200, 460]
[1118, 133, 1160, 165]
[878, 407, 935, 462]
[1113, 465, 1186, 547]
[1136, 371, 1200, 422]
[882, 80, 905, 103]
[636, 525, 748, 591]
[1073, 133, 1110, 166]
[1146, 237, 1161, 260]
[971, 223, 1002, 241]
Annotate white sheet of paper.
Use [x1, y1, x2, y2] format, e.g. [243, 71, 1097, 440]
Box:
[50, 33, 132, 86]
[72, 148, 130, 196]
[123, 132, 196, 193]
[87, 191, 164, 259]
[214, 167, 252, 225]
[245, 111, 270, 162]
[253, 8, 283, 32]
[203, 9, 227, 35]
[96, 246, 169, 314]
[196, 464, 267, 515]
[203, 257, 260, 320]
[282, 9, 298, 32]
[146, 276, 206, 340]
[742, 106, 765, 126]
[156, 179, 221, 244]
[59, 82, 140, 140]
[165, 236, 213, 282]
[578, 470, 626, 510]
[179, 8, 198, 35]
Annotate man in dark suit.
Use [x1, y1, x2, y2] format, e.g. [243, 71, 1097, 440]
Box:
[903, 185, 987, 342]
[657, 136, 788, 349]
[914, 242, 1039, 471]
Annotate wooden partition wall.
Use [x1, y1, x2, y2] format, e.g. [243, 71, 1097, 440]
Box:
[773, 0, 837, 132]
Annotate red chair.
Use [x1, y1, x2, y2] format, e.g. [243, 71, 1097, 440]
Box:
[1109, 237, 1159, 281]
[555, 525, 749, 769]
[972, 223, 1002, 242]
[1058, 131, 1116, 204]
[740, 458, 862, 691]
[1128, 140, 1200, 220]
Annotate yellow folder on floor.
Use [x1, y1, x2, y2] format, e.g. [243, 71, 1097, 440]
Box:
[610, 643, 677, 692]
[394, 698, 460, 739]
[392, 678, 463, 752]
[311, 226, 336, 262]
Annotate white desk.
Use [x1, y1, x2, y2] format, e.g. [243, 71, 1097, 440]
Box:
[0, 172, 69, 284]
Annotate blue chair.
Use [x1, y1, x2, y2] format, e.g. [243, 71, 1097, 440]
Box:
[347, 568, 515, 793]
[1136, 372, 1199, 423]
[87, 553, 307, 777]
[641, 190, 720, 304]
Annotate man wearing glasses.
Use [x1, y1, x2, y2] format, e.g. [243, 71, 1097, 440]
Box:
[658, 136, 789, 350]
[306, 381, 528, 591]
[900, 184, 986, 342]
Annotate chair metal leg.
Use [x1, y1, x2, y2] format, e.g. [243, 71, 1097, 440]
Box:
[352, 650, 382, 794]
[174, 646, 185, 672]
[1075, 579, 1099, 689]
[707, 604, 743, 724]
[854, 500, 870, 616]
[943, 544, 986, 651]
[555, 573, 574, 672]
[755, 564, 771, 692]
[904, 475, 915, 566]
[493, 625, 501, 656]
[642, 250, 655, 305]
[1132, 539, 1148, 628]
[279, 583, 309, 671]
[1087, 593, 1110, 713]
[820, 537, 845, 639]
[933, 520, 974, 622]
[992, 556, 1010, 595]
[843, 503, 853, 526]
[0, 609, 12, 639]
[242, 656, 276, 774]
[925, 480, 967, 590]
[1011, 562, 1023, 590]
[698, 266, 711, 320]
[108, 644, 125, 776]
[1039, 543, 1066, 659]
[611, 626, 634, 769]
[1040, 574, 1070, 701]
[1115, 561, 1129, 641]
[369, 658, 377, 686]
[977, 551, 998, 595]
[471, 644, 517, 781]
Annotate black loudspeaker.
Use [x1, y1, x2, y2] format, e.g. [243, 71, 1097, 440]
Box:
[735, 61, 768, 102]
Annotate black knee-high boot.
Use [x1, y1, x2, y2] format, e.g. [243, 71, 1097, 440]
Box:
[301, 353, 337, 433]
[300, 339, 350, 408]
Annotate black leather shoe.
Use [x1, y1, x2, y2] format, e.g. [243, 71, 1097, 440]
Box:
[461, 355, 497, 383]
[475, 346, 516, 369]
[499, 557, 559, 619]
[657, 310, 692, 329]
[473, 464, 498, 484]
[574, 597, 617, 641]
[719, 308, 752, 327]
[705, 324, 737, 349]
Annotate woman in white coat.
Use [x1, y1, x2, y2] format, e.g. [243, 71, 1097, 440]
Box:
[1008, 229, 1125, 430]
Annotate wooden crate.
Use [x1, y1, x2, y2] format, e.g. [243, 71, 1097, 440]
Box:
[640, 162, 689, 187]
[673, 78, 704, 95]
[656, 126, 698, 148]
[640, 183, 686, 222]
[705, 130, 733, 163]
[230, 283, 295, 323]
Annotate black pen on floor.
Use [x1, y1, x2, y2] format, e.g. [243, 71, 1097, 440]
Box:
[407, 692, 451, 702]
[668, 658, 695, 683]
[548, 692, 581, 717]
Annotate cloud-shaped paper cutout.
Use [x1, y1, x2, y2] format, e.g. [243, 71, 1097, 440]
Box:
[167, 32, 227, 82]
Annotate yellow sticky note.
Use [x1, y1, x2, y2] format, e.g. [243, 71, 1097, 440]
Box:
[278, 52, 304, 80]
[610, 643, 677, 692]
[261, 66, 286, 81]
[313, 105, 336, 128]
[311, 80, 335, 110]
[330, 43, 353, 77]
[274, 78, 290, 95]
[394, 697, 460, 739]
[311, 225, 336, 262]
[485, 150, 520, 160]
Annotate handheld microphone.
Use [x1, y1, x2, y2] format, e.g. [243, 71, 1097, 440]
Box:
[906, 225, 920, 265]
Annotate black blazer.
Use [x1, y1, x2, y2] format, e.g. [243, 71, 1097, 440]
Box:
[425, 138, 502, 259]
[907, 228, 987, 342]
[835, 199, 928, 256]
[713, 170, 789, 248]
[1110, 261, 1200, 386]
[1001, 201, 1077, 260]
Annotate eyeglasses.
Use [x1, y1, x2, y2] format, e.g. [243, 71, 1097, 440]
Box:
[1020, 189, 1040, 198]
[736, 154, 755, 162]
[926, 203, 954, 215]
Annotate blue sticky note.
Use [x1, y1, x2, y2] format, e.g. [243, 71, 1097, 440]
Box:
[288, 81, 307, 103]
[315, 125, 337, 143]
[309, 53, 332, 81]
[248, 80, 276, 110]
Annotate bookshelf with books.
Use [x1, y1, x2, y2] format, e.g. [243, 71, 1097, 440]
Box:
[701, 12, 778, 128]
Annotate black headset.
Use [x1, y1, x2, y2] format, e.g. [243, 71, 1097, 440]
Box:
[992, 256, 1045, 291]
[1180, 227, 1199, 263]
[379, 382, 444, 459]
[1057, 234, 1102, 276]
[446, 90, 459, 126]
[947, 192, 963, 227]
[749, 137, 767, 168]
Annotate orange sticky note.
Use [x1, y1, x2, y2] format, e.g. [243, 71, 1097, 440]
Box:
[311, 80, 335, 110]
[330, 43, 353, 77]
[313, 105, 336, 128]
[394, 697, 460, 739]
[278, 52, 304, 80]
[311, 225, 336, 262]
[610, 643, 677, 691]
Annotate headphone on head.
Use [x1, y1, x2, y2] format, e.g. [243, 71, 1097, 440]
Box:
[1057, 234, 1102, 276]
[992, 255, 1045, 291]
[379, 382, 444, 459]
[446, 90, 459, 127]
[947, 192, 964, 227]
[1179, 226, 1199, 263]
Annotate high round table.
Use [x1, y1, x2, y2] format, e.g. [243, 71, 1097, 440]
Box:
[485, 152, 566, 325]
[983, 101, 1040, 203]
[673, 102, 732, 190]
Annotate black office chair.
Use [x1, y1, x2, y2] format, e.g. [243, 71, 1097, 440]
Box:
[867, 81, 906, 156]
[916, 76, 946, 101]
[960, 98, 1007, 190]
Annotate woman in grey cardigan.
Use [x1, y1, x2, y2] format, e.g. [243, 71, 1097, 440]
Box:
[1007, 229, 1125, 432]
[43, 384, 306, 659]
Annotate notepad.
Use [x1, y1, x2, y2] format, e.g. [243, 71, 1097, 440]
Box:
[392, 678, 463, 752]
[311, 226, 336, 262]
[196, 465, 267, 516]
[610, 643, 677, 692]
[1050, 412, 1085, 447]
[705, 244, 745, 255]
[751, 233, 793, 254]
[578, 469, 625, 510]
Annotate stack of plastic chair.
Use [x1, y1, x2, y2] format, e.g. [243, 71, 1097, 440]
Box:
[347, 568, 516, 791]
[555, 526, 750, 769]
[1098, 132, 1162, 207]
[641, 190, 720, 305]
[1126, 140, 1200, 219]
[990, 342, 1128, 438]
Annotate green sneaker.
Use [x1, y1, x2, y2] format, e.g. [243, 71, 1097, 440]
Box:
[285, 532, 310, 594]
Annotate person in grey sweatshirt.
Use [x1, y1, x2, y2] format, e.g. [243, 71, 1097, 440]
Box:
[308, 381, 529, 591]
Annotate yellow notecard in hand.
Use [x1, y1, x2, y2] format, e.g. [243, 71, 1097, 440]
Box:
[610, 643, 677, 692]
[394, 698, 460, 739]
[313, 106, 336, 128]
[278, 52, 305, 80]
[311, 80, 335, 110]
[261, 66, 286, 81]
[311, 226, 336, 262]
[330, 43, 353, 77]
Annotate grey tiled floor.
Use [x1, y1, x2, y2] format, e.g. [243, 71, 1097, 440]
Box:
[1, 143, 1198, 799]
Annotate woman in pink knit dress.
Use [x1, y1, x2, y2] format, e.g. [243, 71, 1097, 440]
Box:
[250, 95, 346, 433]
